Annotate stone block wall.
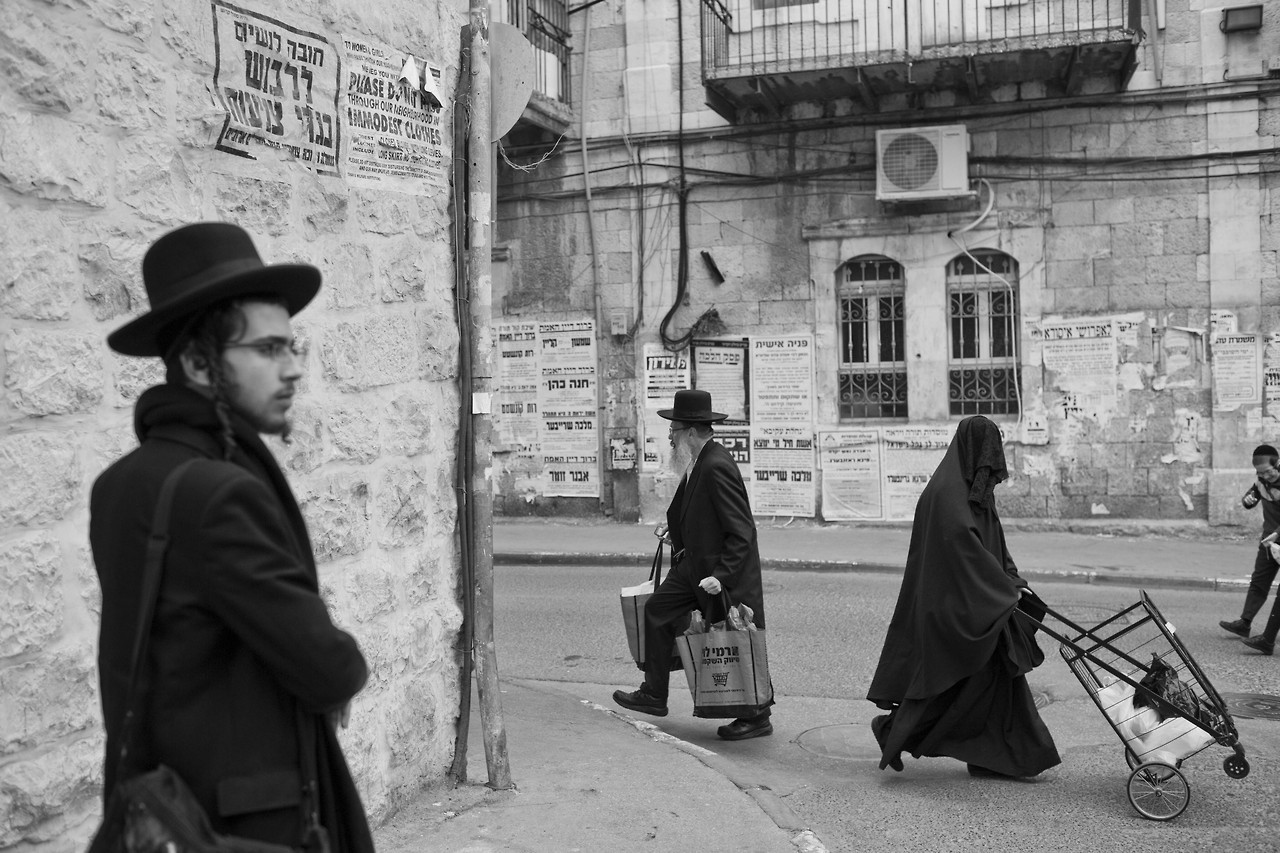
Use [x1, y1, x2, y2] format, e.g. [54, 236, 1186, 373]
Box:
[495, 0, 1280, 525]
[1, 0, 466, 847]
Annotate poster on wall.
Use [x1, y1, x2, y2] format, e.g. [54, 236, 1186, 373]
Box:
[1034, 316, 1119, 419]
[1212, 332, 1261, 411]
[880, 425, 955, 521]
[749, 336, 814, 425]
[341, 35, 447, 190]
[750, 426, 815, 517]
[494, 322, 539, 456]
[1264, 333, 1280, 421]
[749, 335, 814, 516]
[538, 320, 599, 497]
[642, 344, 690, 472]
[818, 429, 883, 521]
[211, 1, 341, 174]
[691, 339, 749, 423]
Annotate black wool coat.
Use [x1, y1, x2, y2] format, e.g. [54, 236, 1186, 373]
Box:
[90, 384, 373, 852]
[667, 439, 766, 627]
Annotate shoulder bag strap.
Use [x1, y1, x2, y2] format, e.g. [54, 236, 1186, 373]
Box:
[112, 458, 199, 781]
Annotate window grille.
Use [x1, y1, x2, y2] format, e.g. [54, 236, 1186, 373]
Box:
[838, 255, 907, 419]
[946, 250, 1020, 416]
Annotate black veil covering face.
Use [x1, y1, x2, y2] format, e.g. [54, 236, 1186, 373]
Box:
[867, 416, 1060, 777]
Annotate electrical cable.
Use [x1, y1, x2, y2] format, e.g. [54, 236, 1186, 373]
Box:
[947, 178, 1023, 434]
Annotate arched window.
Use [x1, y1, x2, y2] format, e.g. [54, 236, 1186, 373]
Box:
[946, 250, 1020, 416]
[837, 255, 907, 419]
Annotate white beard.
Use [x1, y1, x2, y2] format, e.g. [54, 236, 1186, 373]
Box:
[669, 437, 695, 477]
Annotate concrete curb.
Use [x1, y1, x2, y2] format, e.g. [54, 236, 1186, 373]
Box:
[496, 551, 1252, 594]
[580, 699, 831, 853]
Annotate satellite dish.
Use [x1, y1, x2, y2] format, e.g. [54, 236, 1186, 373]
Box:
[490, 21, 535, 142]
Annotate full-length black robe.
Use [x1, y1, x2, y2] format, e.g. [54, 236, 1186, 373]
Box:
[866, 416, 1060, 777]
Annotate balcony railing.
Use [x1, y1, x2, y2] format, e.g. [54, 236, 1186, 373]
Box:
[702, 0, 1141, 81]
[505, 0, 572, 106]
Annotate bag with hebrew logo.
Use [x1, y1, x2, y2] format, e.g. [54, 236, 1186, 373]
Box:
[674, 595, 772, 718]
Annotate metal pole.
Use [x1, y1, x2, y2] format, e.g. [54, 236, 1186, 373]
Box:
[465, 0, 512, 790]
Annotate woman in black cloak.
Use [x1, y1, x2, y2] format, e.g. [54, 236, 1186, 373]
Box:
[867, 415, 1060, 778]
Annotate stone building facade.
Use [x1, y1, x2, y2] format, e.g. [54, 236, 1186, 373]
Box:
[1, 0, 467, 847]
[493, 0, 1280, 528]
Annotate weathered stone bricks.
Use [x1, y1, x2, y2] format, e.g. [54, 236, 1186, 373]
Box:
[0, 5, 92, 113]
[0, 532, 63, 657]
[4, 330, 103, 415]
[94, 42, 166, 132]
[1, 210, 79, 321]
[375, 463, 432, 549]
[0, 112, 110, 206]
[0, 735, 101, 848]
[300, 474, 371, 561]
[0, 649, 97, 756]
[322, 315, 425, 391]
[328, 401, 382, 464]
[0, 433, 81, 527]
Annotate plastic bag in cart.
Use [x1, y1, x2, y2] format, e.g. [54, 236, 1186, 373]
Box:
[1096, 680, 1215, 764]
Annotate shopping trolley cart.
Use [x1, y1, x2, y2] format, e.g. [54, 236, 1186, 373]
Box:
[1024, 590, 1249, 821]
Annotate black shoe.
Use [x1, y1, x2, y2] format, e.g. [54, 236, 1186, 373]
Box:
[1241, 635, 1275, 656]
[870, 714, 904, 772]
[717, 713, 773, 740]
[612, 687, 668, 716]
[1220, 618, 1252, 638]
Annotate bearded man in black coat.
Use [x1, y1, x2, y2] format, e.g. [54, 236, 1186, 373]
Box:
[613, 389, 774, 740]
[89, 223, 374, 852]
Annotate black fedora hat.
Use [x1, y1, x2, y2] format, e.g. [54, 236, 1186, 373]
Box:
[658, 389, 727, 423]
[107, 222, 321, 357]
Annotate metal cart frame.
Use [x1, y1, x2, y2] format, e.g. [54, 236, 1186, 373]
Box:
[1023, 590, 1249, 821]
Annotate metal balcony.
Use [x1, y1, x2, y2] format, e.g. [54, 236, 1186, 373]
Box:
[500, 0, 574, 146]
[700, 0, 1144, 119]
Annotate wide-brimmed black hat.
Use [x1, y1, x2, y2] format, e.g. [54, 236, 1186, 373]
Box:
[107, 222, 321, 357]
[658, 389, 727, 423]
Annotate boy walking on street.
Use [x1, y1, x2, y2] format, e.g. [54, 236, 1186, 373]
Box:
[1220, 444, 1280, 656]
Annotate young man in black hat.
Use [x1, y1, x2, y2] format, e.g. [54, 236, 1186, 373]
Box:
[612, 389, 775, 739]
[1221, 444, 1280, 656]
[89, 223, 374, 851]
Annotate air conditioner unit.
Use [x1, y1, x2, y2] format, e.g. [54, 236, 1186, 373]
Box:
[875, 125, 971, 201]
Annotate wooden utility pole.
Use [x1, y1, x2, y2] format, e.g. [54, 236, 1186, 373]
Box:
[463, 0, 511, 791]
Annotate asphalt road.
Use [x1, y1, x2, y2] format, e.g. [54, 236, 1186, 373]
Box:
[493, 564, 1280, 853]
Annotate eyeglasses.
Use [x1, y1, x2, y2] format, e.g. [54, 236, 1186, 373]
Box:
[668, 425, 692, 434]
[224, 337, 303, 362]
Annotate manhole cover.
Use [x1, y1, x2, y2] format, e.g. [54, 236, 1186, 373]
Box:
[795, 725, 882, 761]
[1221, 693, 1280, 721]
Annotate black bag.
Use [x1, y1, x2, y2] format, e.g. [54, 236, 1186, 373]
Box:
[94, 765, 295, 853]
[88, 462, 329, 853]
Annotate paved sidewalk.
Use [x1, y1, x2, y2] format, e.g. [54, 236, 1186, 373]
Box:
[495, 516, 1262, 592]
[376, 517, 1264, 852]
[375, 678, 813, 853]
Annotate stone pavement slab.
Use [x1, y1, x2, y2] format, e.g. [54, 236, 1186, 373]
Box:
[375, 678, 805, 853]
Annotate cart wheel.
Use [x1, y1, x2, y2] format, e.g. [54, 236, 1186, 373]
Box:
[1127, 763, 1190, 821]
[1223, 753, 1250, 779]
